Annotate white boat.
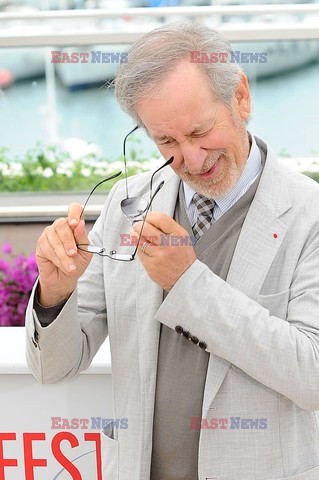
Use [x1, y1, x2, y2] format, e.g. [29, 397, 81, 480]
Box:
[209, 11, 319, 80]
[0, 2, 73, 82]
[231, 39, 319, 79]
[0, 47, 46, 82]
[54, 44, 127, 89]
[55, 17, 162, 89]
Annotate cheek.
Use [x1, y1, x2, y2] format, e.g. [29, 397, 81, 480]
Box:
[202, 130, 229, 151]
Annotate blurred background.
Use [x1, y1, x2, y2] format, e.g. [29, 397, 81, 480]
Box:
[0, 0, 318, 324]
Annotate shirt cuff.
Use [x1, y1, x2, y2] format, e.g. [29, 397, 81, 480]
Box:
[34, 286, 67, 327]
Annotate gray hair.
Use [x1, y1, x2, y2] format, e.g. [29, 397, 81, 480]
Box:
[114, 21, 242, 127]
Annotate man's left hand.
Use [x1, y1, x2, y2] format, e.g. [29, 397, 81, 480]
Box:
[131, 212, 197, 292]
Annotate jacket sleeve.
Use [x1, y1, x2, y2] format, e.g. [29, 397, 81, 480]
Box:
[155, 240, 319, 412]
[25, 181, 121, 384]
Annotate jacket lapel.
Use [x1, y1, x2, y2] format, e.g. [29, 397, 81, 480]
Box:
[226, 136, 292, 298]
[201, 136, 293, 419]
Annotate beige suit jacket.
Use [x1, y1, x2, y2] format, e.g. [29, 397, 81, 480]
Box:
[26, 137, 319, 479]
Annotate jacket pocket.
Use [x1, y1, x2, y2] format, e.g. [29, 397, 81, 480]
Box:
[257, 288, 290, 319]
[267, 465, 319, 479]
[100, 421, 119, 480]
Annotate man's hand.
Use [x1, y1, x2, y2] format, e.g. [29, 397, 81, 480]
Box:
[131, 212, 197, 292]
[36, 203, 92, 307]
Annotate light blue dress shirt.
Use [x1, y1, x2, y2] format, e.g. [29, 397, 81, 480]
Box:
[183, 132, 262, 227]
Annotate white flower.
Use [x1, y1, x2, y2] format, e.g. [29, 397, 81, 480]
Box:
[42, 168, 54, 178]
[57, 166, 73, 177]
[95, 168, 109, 176]
[0, 163, 10, 175]
[8, 163, 23, 176]
[81, 168, 91, 177]
[85, 143, 103, 158]
[109, 161, 124, 172]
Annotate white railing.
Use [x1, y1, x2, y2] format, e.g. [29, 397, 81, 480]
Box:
[0, 4, 319, 45]
[1, 4, 319, 19]
[0, 204, 102, 220]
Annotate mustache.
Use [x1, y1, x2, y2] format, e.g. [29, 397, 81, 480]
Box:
[180, 151, 226, 175]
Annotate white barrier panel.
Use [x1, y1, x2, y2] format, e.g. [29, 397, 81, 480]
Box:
[0, 328, 112, 480]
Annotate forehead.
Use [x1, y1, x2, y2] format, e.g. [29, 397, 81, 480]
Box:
[136, 61, 222, 137]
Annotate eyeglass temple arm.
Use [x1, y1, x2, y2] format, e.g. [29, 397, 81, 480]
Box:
[123, 125, 139, 199]
[149, 156, 174, 202]
[131, 180, 165, 260]
[79, 170, 122, 220]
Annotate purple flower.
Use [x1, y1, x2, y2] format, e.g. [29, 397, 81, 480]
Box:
[2, 243, 12, 255]
[0, 245, 38, 327]
[26, 255, 37, 270]
[0, 258, 10, 274]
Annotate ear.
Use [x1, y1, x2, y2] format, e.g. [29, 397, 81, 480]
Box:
[234, 72, 251, 121]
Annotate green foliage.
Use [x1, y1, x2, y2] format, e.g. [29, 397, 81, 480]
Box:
[0, 141, 158, 193]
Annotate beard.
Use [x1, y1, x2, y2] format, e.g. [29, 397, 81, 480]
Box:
[176, 121, 250, 200]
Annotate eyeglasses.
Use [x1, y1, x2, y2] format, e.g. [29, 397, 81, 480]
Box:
[77, 126, 174, 261]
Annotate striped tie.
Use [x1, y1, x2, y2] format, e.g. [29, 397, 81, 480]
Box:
[192, 193, 215, 240]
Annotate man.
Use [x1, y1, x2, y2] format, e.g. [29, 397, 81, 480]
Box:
[25, 22, 319, 480]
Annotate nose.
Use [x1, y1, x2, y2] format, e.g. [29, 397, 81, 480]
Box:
[180, 142, 207, 173]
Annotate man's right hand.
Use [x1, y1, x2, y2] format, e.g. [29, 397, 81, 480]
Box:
[36, 203, 93, 307]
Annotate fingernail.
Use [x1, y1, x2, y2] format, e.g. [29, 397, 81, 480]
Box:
[69, 264, 76, 271]
[68, 249, 76, 255]
[69, 218, 78, 225]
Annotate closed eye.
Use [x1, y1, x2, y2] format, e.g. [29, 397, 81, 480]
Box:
[192, 127, 213, 138]
[158, 139, 176, 146]
[157, 126, 213, 145]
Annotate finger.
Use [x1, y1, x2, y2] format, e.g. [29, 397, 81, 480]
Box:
[36, 242, 64, 271]
[131, 222, 163, 246]
[73, 219, 89, 244]
[44, 227, 77, 275]
[36, 233, 67, 275]
[73, 220, 93, 258]
[68, 202, 84, 227]
[140, 212, 183, 235]
[54, 218, 78, 256]
[130, 231, 156, 255]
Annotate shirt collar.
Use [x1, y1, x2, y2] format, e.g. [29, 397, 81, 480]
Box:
[183, 131, 261, 212]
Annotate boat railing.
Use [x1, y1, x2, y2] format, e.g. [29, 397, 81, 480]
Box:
[0, 4, 319, 45]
